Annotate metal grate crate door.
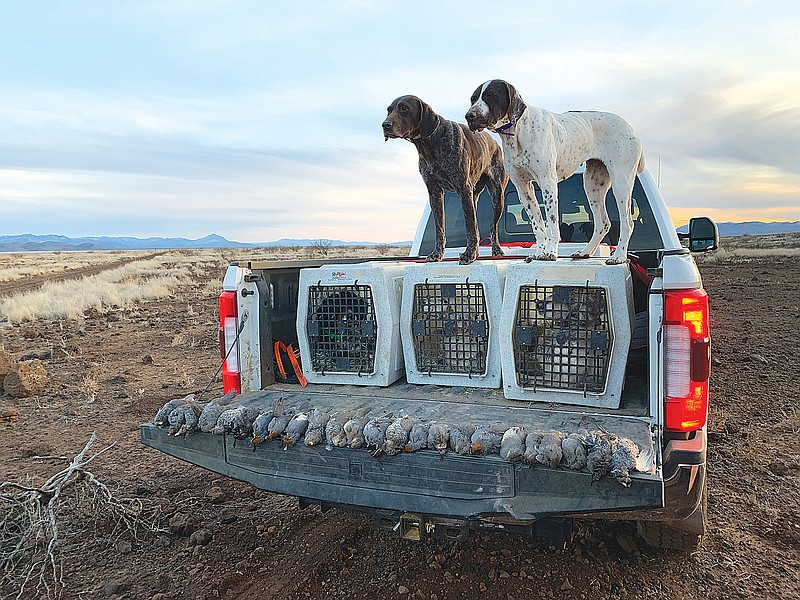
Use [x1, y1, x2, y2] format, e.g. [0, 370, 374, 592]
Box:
[411, 281, 489, 376]
[306, 284, 377, 375]
[513, 284, 612, 393]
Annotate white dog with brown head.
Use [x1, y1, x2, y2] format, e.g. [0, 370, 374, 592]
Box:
[465, 79, 645, 264]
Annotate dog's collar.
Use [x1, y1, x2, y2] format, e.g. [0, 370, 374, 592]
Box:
[414, 116, 442, 141]
[493, 122, 515, 136]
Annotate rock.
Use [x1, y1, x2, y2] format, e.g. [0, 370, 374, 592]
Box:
[207, 486, 227, 504]
[22, 327, 42, 339]
[100, 580, 130, 597]
[189, 529, 213, 546]
[168, 512, 196, 536]
[0, 351, 16, 382]
[219, 510, 238, 524]
[142, 354, 155, 365]
[3, 360, 49, 397]
[615, 532, 638, 554]
[115, 539, 133, 555]
[0, 402, 19, 423]
[399, 586, 409, 595]
[561, 579, 574, 591]
[768, 461, 791, 476]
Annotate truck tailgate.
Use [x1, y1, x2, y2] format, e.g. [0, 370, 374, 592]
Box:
[141, 384, 662, 521]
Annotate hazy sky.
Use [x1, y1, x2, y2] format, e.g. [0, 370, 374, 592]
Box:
[2, 1, 799, 243]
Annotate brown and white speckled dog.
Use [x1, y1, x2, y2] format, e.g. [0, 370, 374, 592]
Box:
[382, 95, 508, 264]
[465, 80, 645, 264]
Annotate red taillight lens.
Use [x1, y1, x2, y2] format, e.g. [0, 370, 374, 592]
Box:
[663, 289, 710, 432]
[218, 291, 241, 394]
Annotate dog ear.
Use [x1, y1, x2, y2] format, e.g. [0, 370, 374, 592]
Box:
[418, 98, 439, 138]
[504, 81, 526, 123]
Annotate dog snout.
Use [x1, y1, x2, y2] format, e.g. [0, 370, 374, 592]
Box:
[465, 110, 483, 132]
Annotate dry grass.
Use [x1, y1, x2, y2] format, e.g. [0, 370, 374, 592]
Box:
[695, 246, 800, 263]
[0, 245, 410, 324]
[0, 253, 221, 324]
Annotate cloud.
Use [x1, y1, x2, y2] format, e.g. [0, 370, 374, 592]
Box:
[2, 2, 800, 242]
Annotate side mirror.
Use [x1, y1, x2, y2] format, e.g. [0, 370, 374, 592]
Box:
[685, 217, 719, 252]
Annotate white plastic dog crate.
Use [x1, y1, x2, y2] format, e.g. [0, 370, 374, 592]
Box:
[499, 259, 634, 408]
[400, 261, 508, 388]
[296, 262, 407, 386]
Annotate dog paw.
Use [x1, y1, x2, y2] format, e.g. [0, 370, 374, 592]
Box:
[605, 255, 626, 265]
[426, 252, 444, 262]
[570, 252, 590, 260]
[491, 246, 505, 257]
[526, 252, 557, 262]
[459, 249, 478, 264]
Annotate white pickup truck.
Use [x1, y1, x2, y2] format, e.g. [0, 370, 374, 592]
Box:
[141, 166, 718, 551]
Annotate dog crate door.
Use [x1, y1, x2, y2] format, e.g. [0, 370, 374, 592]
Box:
[400, 262, 508, 388]
[296, 263, 406, 386]
[499, 260, 633, 408]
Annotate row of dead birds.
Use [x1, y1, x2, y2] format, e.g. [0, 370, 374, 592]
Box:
[153, 393, 649, 487]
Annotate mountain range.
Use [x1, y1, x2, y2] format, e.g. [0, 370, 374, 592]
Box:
[1, 221, 798, 252]
[0, 233, 411, 252]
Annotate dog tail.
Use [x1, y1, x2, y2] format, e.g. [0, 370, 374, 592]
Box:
[637, 149, 646, 174]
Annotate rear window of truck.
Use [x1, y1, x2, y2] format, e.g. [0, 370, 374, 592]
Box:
[418, 174, 664, 254]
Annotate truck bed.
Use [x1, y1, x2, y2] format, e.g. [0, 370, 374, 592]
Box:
[141, 382, 661, 522]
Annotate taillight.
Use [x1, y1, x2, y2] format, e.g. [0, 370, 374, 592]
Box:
[219, 291, 241, 394]
[663, 289, 710, 432]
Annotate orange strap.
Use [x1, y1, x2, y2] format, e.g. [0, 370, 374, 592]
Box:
[273, 341, 308, 387]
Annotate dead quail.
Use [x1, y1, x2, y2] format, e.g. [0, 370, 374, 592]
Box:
[404, 421, 430, 453]
[610, 436, 640, 487]
[198, 392, 238, 433]
[263, 397, 290, 441]
[523, 430, 545, 465]
[561, 431, 589, 470]
[212, 406, 239, 435]
[363, 414, 393, 455]
[304, 407, 332, 447]
[231, 406, 259, 439]
[267, 411, 294, 442]
[536, 430, 565, 468]
[325, 409, 358, 449]
[500, 427, 528, 462]
[427, 422, 450, 456]
[344, 411, 372, 449]
[281, 412, 310, 447]
[251, 409, 274, 446]
[586, 431, 612, 483]
[168, 404, 197, 436]
[470, 424, 506, 456]
[383, 415, 415, 456]
[153, 394, 192, 427]
[449, 424, 476, 455]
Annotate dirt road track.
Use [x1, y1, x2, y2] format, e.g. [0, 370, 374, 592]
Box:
[0, 252, 164, 297]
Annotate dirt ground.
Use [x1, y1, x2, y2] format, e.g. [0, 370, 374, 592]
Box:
[1, 243, 798, 600]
